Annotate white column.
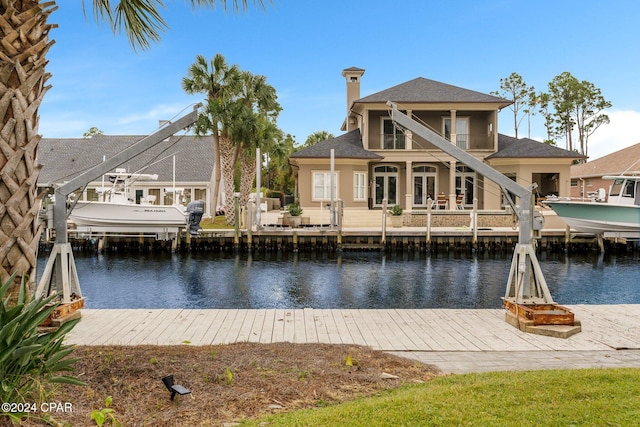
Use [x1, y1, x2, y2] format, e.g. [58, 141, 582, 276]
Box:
[406, 109, 413, 149]
[450, 109, 457, 147]
[449, 160, 457, 209]
[405, 160, 412, 211]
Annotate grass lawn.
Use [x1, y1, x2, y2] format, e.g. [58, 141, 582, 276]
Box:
[248, 368, 640, 427]
[199, 215, 233, 229]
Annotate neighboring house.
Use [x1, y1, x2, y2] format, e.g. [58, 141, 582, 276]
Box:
[38, 134, 216, 216]
[289, 67, 584, 211]
[570, 142, 640, 200]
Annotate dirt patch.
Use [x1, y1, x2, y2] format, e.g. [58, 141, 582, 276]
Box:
[20, 343, 440, 426]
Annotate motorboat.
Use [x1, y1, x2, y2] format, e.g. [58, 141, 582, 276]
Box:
[68, 169, 193, 236]
[545, 175, 640, 239]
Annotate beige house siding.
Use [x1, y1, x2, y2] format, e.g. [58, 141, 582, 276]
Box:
[295, 160, 370, 208]
[489, 159, 573, 206]
[290, 69, 579, 214]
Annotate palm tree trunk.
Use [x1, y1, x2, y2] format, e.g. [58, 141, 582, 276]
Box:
[219, 136, 236, 225]
[239, 150, 256, 210]
[210, 133, 222, 217]
[0, 1, 55, 294]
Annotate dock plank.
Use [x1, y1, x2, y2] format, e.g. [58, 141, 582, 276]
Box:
[320, 310, 342, 344]
[163, 310, 202, 344]
[122, 309, 183, 345]
[389, 309, 433, 350]
[214, 309, 242, 344]
[119, 309, 167, 345]
[235, 309, 256, 343]
[349, 310, 381, 349]
[272, 309, 287, 342]
[199, 310, 231, 345]
[259, 309, 276, 344]
[247, 309, 266, 343]
[333, 309, 366, 345]
[304, 308, 318, 343]
[66, 306, 640, 355]
[293, 309, 307, 343]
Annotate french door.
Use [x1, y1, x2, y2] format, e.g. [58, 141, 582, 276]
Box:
[374, 166, 398, 207]
[412, 165, 437, 207]
[456, 166, 475, 206]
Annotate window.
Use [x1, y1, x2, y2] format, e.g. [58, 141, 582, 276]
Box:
[382, 118, 405, 149]
[87, 188, 99, 202]
[502, 174, 517, 207]
[571, 180, 578, 187]
[443, 117, 469, 149]
[353, 172, 366, 201]
[313, 172, 338, 201]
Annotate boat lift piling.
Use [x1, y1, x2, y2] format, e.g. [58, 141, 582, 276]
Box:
[36, 105, 201, 323]
[388, 102, 580, 337]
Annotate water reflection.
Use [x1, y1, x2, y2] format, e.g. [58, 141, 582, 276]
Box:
[36, 250, 639, 309]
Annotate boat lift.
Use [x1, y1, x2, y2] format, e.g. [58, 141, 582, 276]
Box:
[36, 105, 201, 318]
[388, 103, 580, 337]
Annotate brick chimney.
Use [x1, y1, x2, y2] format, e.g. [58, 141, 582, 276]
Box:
[342, 67, 365, 132]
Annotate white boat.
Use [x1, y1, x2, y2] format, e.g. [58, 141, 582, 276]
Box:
[68, 169, 188, 235]
[545, 175, 640, 239]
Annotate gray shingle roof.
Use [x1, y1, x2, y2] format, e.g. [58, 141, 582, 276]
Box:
[289, 129, 383, 160]
[38, 135, 214, 185]
[355, 77, 512, 105]
[487, 134, 586, 159]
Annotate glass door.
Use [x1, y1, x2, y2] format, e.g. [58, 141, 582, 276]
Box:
[444, 117, 469, 149]
[412, 165, 437, 208]
[456, 166, 475, 207]
[374, 166, 398, 207]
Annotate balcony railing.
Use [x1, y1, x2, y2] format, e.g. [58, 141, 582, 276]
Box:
[382, 133, 406, 149]
[377, 132, 494, 150]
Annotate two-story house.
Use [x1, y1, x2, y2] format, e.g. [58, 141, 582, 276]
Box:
[290, 67, 582, 213]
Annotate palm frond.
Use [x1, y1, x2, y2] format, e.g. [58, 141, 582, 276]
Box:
[88, 0, 270, 51]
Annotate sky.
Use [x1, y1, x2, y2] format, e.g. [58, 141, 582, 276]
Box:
[39, 0, 640, 161]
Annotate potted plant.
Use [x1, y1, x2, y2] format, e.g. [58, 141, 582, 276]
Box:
[390, 204, 403, 227]
[286, 202, 303, 227]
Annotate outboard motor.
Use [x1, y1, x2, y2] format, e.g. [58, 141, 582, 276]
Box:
[186, 200, 204, 236]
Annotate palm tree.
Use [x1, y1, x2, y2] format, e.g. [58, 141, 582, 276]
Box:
[182, 54, 242, 217]
[0, 1, 265, 294]
[302, 130, 335, 148]
[227, 71, 281, 224]
[238, 116, 283, 217]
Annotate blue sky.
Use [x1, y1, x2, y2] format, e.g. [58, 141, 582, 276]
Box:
[40, 0, 640, 160]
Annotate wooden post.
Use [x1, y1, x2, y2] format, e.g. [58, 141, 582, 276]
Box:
[381, 199, 387, 246]
[472, 198, 478, 246]
[426, 197, 432, 248]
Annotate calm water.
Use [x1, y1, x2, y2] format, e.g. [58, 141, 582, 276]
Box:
[37, 250, 640, 309]
[39, 253, 640, 308]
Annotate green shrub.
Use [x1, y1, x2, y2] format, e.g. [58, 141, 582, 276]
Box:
[286, 202, 303, 216]
[0, 274, 85, 423]
[390, 204, 403, 216]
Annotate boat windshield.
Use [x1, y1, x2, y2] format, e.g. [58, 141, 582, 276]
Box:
[622, 181, 635, 198]
[609, 179, 624, 197]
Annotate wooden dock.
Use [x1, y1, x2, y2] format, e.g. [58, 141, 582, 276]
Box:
[67, 305, 640, 352]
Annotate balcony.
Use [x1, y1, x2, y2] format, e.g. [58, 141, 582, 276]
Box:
[376, 132, 494, 151]
[382, 133, 406, 149]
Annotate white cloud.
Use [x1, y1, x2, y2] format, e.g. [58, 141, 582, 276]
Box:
[586, 110, 640, 160]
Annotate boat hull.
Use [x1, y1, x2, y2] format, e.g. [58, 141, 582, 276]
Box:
[546, 201, 640, 236]
[69, 201, 187, 229]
